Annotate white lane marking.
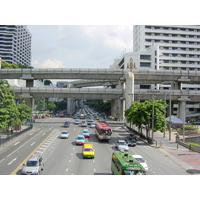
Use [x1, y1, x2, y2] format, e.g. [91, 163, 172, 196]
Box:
[31, 142, 35, 146]
[66, 168, 68, 172]
[14, 142, 20, 146]
[94, 168, 96, 172]
[0, 158, 5, 163]
[8, 158, 17, 165]
[43, 133, 46, 135]
[71, 153, 73, 156]
[7, 131, 42, 157]
[30, 133, 34, 136]
[69, 160, 71, 163]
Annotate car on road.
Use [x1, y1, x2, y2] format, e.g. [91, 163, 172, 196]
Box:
[22, 154, 44, 175]
[125, 136, 137, 147]
[87, 119, 94, 125]
[82, 144, 95, 158]
[81, 120, 87, 127]
[81, 129, 90, 138]
[194, 121, 200, 125]
[116, 140, 129, 151]
[75, 135, 86, 145]
[132, 155, 148, 172]
[74, 119, 80, 125]
[60, 131, 69, 139]
[63, 121, 70, 127]
[90, 122, 95, 128]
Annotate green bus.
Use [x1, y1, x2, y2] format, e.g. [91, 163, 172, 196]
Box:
[111, 151, 145, 175]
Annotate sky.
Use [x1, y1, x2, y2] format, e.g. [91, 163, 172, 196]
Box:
[27, 25, 133, 69]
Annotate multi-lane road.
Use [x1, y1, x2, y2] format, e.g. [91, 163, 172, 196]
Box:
[0, 117, 190, 175]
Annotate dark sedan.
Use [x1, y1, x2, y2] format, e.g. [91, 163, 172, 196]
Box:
[125, 136, 137, 147]
[63, 121, 70, 127]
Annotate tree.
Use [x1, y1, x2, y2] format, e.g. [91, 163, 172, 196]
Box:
[0, 81, 32, 130]
[17, 100, 32, 123]
[44, 80, 53, 86]
[1, 61, 33, 69]
[47, 101, 56, 112]
[125, 99, 168, 138]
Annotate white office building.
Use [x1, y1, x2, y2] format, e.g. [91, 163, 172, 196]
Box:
[110, 25, 200, 118]
[0, 25, 31, 66]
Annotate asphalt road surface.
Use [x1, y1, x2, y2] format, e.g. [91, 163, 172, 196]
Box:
[0, 117, 190, 175]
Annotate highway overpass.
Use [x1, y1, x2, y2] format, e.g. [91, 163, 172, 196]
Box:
[1, 68, 200, 84]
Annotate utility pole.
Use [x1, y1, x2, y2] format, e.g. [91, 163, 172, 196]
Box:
[169, 94, 171, 141]
[152, 95, 155, 142]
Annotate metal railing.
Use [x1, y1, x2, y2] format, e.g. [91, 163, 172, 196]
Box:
[0, 124, 33, 147]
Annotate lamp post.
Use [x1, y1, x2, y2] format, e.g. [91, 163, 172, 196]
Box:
[152, 95, 155, 142]
[169, 94, 171, 141]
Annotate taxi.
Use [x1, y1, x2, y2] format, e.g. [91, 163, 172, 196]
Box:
[81, 129, 90, 138]
[82, 144, 95, 158]
[75, 135, 86, 145]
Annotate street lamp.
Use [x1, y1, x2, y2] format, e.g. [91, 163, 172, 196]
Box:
[152, 95, 155, 142]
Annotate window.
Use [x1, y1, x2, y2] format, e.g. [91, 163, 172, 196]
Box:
[140, 62, 151, 67]
[140, 55, 151, 60]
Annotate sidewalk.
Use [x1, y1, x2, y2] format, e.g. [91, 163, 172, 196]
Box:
[151, 130, 200, 174]
[152, 130, 186, 150]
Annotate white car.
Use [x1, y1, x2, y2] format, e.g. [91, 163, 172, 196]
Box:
[116, 140, 129, 151]
[60, 131, 69, 139]
[132, 155, 148, 172]
[90, 122, 95, 128]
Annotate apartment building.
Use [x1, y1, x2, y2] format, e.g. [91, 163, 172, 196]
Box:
[110, 25, 200, 118]
[133, 25, 200, 71]
[0, 25, 31, 66]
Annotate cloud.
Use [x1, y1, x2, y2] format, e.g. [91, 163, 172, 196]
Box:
[32, 59, 64, 68]
[28, 25, 133, 69]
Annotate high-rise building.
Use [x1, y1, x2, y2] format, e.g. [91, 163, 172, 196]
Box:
[109, 25, 200, 118]
[133, 25, 200, 71]
[0, 25, 31, 66]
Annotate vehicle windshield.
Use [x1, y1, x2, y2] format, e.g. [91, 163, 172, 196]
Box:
[26, 161, 38, 167]
[135, 158, 145, 163]
[123, 170, 134, 175]
[77, 137, 84, 140]
[118, 141, 126, 145]
[84, 148, 93, 151]
[61, 132, 68, 134]
[123, 170, 143, 175]
[101, 130, 112, 136]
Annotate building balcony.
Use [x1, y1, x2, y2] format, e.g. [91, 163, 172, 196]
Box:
[145, 41, 200, 49]
[145, 28, 200, 36]
[145, 35, 200, 42]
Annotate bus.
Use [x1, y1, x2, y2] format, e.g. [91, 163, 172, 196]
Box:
[111, 151, 145, 175]
[95, 122, 112, 142]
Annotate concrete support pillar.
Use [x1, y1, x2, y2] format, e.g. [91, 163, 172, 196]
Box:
[111, 100, 115, 117]
[66, 98, 76, 116]
[118, 98, 125, 121]
[25, 97, 34, 110]
[125, 72, 134, 109]
[166, 100, 173, 117]
[178, 96, 190, 122]
[26, 80, 34, 87]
